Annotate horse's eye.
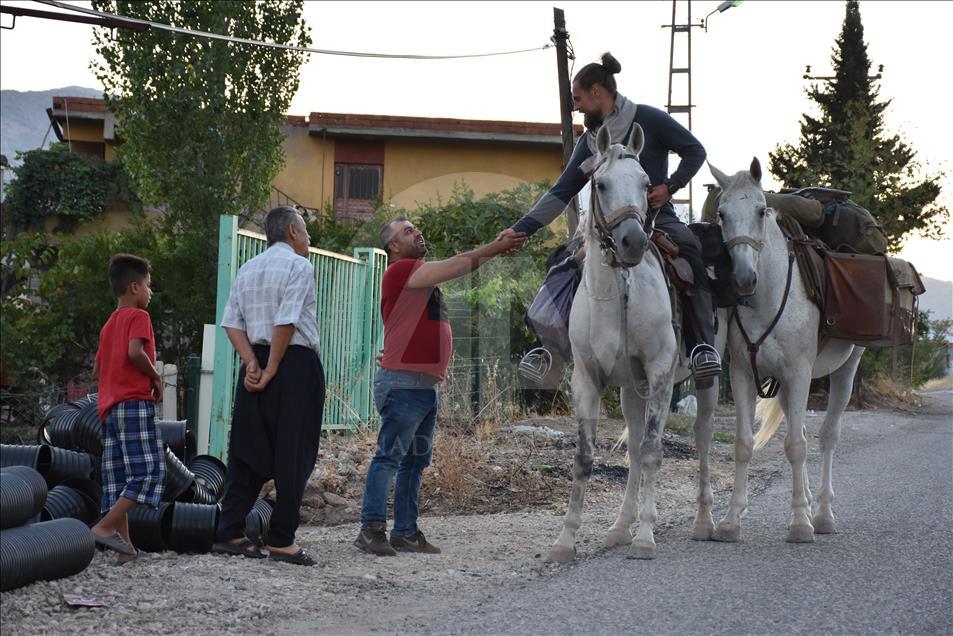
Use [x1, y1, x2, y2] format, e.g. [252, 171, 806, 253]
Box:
[759, 207, 767, 218]
[596, 181, 606, 191]
[718, 210, 725, 220]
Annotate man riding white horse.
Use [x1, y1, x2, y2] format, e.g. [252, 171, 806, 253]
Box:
[498, 52, 720, 387]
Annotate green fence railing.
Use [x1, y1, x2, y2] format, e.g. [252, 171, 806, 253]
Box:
[209, 215, 387, 460]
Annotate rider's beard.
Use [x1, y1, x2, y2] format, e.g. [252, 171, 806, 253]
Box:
[584, 111, 604, 132]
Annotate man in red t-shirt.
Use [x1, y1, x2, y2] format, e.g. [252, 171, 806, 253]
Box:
[90, 254, 166, 563]
[355, 218, 526, 556]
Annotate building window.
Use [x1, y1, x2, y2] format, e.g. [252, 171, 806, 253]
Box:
[334, 163, 382, 220]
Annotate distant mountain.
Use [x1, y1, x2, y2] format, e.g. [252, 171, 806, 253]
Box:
[0, 86, 102, 165]
[920, 276, 953, 324]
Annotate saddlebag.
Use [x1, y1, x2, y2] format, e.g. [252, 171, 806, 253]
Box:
[822, 251, 924, 347]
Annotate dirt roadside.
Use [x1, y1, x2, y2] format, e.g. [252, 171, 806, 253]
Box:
[0, 405, 808, 635]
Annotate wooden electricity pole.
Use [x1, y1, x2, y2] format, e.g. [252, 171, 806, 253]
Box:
[553, 7, 578, 237]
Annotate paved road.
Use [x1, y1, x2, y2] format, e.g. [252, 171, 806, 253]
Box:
[413, 392, 953, 635]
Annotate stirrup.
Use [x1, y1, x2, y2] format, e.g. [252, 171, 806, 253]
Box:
[690, 344, 721, 390]
[518, 347, 554, 387]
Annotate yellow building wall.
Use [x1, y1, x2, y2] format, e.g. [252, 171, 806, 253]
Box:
[272, 129, 565, 214]
[382, 139, 561, 208]
[60, 120, 104, 145]
[271, 125, 335, 210]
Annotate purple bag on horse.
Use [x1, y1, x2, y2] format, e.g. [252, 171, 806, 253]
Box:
[525, 249, 581, 360]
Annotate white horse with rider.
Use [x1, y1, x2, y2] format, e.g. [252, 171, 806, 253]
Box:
[548, 124, 721, 562]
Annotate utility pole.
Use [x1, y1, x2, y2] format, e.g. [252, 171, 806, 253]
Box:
[552, 7, 578, 237]
[663, 0, 741, 224]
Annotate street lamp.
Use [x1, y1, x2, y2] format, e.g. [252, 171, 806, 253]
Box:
[703, 0, 742, 31]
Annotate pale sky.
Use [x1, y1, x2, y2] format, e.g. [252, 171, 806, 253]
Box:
[1, 0, 950, 280]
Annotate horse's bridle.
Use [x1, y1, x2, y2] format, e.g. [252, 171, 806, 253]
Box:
[588, 156, 651, 269]
[723, 210, 795, 399]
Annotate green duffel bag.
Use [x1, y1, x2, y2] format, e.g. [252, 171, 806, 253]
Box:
[814, 199, 888, 255]
[701, 186, 824, 229]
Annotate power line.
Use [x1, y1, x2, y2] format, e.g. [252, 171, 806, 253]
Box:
[33, 0, 552, 60]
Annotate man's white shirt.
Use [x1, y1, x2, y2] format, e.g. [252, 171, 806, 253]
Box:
[221, 242, 320, 354]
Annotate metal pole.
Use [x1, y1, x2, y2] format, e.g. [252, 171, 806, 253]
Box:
[553, 8, 578, 237]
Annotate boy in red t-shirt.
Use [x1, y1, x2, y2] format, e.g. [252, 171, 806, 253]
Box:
[90, 254, 166, 562]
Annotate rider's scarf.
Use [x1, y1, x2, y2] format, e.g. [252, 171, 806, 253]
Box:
[581, 93, 638, 175]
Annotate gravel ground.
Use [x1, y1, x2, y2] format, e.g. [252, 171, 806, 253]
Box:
[0, 411, 785, 635]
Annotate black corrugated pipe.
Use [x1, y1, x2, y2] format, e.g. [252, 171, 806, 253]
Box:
[157, 420, 188, 463]
[0, 469, 47, 529]
[167, 502, 219, 553]
[187, 455, 226, 500]
[71, 401, 104, 455]
[41, 478, 101, 525]
[0, 518, 96, 592]
[128, 503, 172, 552]
[244, 498, 275, 547]
[41, 408, 79, 447]
[0, 444, 53, 473]
[162, 445, 196, 502]
[190, 483, 218, 505]
[0, 466, 48, 521]
[43, 447, 94, 488]
[38, 404, 80, 446]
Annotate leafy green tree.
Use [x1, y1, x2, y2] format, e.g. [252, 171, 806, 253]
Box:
[769, 0, 947, 251]
[88, 1, 312, 371]
[91, 1, 312, 233]
[1, 222, 208, 389]
[3, 143, 138, 236]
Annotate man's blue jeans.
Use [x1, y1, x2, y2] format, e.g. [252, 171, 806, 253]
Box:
[360, 368, 439, 538]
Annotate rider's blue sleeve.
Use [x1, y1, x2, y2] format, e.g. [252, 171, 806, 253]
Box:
[510, 136, 592, 237]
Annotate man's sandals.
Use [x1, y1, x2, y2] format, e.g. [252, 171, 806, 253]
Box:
[267, 547, 316, 566]
[212, 538, 315, 566]
[211, 538, 266, 559]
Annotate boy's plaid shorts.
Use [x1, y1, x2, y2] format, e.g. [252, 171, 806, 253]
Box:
[101, 400, 166, 513]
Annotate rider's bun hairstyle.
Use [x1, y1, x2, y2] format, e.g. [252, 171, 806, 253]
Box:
[573, 52, 621, 95]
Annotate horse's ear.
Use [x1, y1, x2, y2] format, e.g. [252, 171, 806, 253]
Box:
[708, 162, 731, 190]
[597, 125, 611, 154]
[750, 157, 762, 182]
[627, 123, 645, 158]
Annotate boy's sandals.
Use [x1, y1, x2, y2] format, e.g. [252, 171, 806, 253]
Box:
[92, 530, 137, 556]
[268, 547, 315, 566]
[211, 538, 266, 559]
[115, 549, 143, 566]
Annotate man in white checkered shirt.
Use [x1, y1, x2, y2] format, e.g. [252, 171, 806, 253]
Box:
[212, 206, 325, 567]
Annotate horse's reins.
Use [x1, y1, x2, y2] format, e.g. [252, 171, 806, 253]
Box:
[728, 227, 796, 399]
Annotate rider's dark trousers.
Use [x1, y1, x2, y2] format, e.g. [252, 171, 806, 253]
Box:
[654, 211, 715, 354]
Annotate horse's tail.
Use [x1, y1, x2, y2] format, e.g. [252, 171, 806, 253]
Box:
[613, 429, 630, 465]
[753, 396, 785, 450]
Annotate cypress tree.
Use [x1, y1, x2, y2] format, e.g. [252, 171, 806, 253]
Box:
[769, 0, 947, 251]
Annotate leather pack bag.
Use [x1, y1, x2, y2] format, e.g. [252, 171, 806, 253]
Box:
[652, 231, 694, 294]
[822, 251, 923, 347]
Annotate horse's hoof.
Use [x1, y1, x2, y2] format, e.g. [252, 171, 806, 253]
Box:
[785, 524, 816, 543]
[604, 529, 632, 548]
[692, 524, 714, 541]
[626, 540, 657, 560]
[546, 545, 576, 563]
[812, 515, 837, 534]
[712, 524, 741, 543]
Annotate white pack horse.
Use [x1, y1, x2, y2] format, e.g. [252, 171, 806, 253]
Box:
[706, 158, 865, 543]
[548, 124, 720, 562]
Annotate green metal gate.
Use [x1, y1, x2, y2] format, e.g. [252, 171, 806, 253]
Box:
[208, 215, 386, 459]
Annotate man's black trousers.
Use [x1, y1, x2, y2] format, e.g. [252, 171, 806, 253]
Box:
[216, 344, 325, 548]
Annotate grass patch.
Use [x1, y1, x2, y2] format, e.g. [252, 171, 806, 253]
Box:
[921, 375, 953, 391]
[713, 431, 735, 444]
